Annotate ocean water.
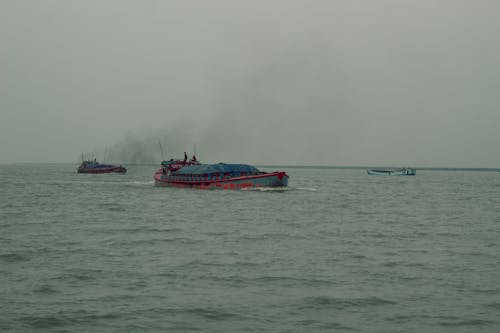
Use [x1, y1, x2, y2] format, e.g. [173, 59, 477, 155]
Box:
[1, 164, 499, 332]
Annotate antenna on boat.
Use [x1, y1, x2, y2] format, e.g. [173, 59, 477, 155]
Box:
[159, 141, 165, 161]
[103, 147, 108, 163]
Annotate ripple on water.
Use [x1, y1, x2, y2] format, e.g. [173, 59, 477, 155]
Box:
[97, 202, 126, 212]
[485, 302, 500, 310]
[0, 253, 31, 263]
[438, 318, 496, 327]
[32, 284, 58, 294]
[387, 314, 497, 329]
[299, 295, 397, 310]
[294, 319, 358, 331]
[183, 307, 244, 321]
[20, 315, 67, 329]
[53, 268, 103, 282]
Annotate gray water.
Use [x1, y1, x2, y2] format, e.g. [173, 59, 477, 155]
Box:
[1, 164, 499, 332]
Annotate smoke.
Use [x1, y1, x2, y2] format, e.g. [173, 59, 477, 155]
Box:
[94, 124, 195, 164]
[96, 46, 351, 166]
[73, 0, 500, 168]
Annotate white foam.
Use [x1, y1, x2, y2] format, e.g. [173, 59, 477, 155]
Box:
[125, 180, 154, 186]
[294, 187, 318, 192]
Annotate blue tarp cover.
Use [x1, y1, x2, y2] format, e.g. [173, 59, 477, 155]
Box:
[173, 163, 260, 175]
[83, 163, 117, 168]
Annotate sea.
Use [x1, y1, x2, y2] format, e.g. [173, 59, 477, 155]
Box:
[1, 163, 499, 332]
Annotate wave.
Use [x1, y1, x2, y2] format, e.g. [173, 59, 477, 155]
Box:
[388, 314, 497, 327]
[0, 253, 30, 263]
[20, 315, 67, 329]
[250, 276, 337, 288]
[294, 319, 357, 330]
[183, 307, 243, 320]
[439, 318, 496, 327]
[97, 202, 126, 212]
[53, 269, 103, 282]
[103, 227, 183, 234]
[300, 295, 396, 310]
[485, 302, 500, 310]
[32, 284, 58, 294]
[105, 237, 201, 247]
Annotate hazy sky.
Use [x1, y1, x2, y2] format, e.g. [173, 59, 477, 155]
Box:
[2, 0, 499, 167]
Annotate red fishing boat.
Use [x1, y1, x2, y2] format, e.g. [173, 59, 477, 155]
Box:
[154, 157, 288, 189]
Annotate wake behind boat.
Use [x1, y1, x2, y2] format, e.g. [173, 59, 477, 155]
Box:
[367, 167, 416, 176]
[154, 155, 289, 189]
[77, 159, 126, 174]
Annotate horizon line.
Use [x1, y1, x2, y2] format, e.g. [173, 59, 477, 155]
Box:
[1, 162, 499, 172]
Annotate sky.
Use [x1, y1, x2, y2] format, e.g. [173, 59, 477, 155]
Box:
[1, 0, 500, 167]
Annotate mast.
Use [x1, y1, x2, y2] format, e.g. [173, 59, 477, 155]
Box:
[159, 141, 165, 161]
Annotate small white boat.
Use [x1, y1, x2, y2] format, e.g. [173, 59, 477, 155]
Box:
[367, 168, 416, 176]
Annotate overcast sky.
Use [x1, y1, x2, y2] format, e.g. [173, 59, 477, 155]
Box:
[1, 0, 499, 167]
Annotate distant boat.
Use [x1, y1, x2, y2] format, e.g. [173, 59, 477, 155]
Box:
[77, 159, 126, 174]
[367, 168, 416, 176]
[154, 156, 289, 189]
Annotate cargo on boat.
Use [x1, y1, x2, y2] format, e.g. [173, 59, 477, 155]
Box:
[154, 158, 288, 189]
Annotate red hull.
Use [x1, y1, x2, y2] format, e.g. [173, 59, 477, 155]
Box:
[154, 169, 288, 189]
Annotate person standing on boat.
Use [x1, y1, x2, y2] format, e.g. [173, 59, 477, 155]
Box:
[183, 152, 188, 164]
[191, 154, 197, 162]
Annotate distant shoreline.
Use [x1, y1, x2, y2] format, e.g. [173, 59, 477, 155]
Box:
[1, 162, 499, 172]
[259, 165, 500, 172]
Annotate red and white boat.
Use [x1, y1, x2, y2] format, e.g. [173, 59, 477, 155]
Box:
[154, 158, 288, 189]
